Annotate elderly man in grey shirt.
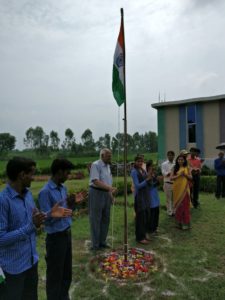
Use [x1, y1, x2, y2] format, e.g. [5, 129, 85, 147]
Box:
[88, 148, 117, 251]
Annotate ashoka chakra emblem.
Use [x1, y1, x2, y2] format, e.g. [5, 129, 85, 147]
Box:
[116, 53, 124, 68]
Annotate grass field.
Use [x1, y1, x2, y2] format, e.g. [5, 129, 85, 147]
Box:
[1, 178, 225, 299]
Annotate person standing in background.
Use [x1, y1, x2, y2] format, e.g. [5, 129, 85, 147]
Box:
[180, 149, 190, 160]
[161, 151, 175, 216]
[188, 148, 202, 208]
[146, 161, 160, 234]
[214, 152, 225, 199]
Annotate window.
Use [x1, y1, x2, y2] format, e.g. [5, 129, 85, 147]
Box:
[187, 105, 196, 143]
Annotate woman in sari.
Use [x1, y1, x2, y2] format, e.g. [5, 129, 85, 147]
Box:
[171, 155, 192, 230]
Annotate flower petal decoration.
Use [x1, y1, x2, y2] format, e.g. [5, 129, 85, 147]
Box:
[92, 248, 156, 281]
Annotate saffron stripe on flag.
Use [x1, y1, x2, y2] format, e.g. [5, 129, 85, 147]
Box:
[112, 12, 125, 106]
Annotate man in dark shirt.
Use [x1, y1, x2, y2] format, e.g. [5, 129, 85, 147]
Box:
[214, 152, 225, 199]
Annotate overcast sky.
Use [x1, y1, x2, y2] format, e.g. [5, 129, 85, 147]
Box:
[1, 0, 225, 149]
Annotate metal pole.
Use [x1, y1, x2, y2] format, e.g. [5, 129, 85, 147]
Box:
[120, 8, 128, 261]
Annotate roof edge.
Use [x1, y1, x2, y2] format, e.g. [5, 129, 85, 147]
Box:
[151, 94, 225, 109]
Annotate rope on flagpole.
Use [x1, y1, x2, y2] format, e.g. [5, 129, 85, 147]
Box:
[111, 107, 121, 249]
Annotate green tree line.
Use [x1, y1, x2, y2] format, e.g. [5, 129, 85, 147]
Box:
[0, 127, 157, 156]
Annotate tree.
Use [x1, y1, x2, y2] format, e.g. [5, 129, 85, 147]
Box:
[81, 129, 95, 153]
[49, 130, 60, 151]
[24, 126, 50, 155]
[132, 132, 141, 152]
[142, 131, 158, 153]
[24, 126, 45, 149]
[95, 136, 105, 152]
[23, 127, 35, 149]
[111, 133, 124, 154]
[149, 131, 158, 152]
[33, 126, 45, 149]
[95, 133, 111, 151]
[62, 128, 75, 151]
[111, 136, 118, 154]
[104, 133, 111, 149]
[111, 131, 158, 154]
[0, 133, 16, 154]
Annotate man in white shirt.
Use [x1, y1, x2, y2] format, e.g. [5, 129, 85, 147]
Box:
[161, 151, 175, 216]
[88, 148, 117, 250]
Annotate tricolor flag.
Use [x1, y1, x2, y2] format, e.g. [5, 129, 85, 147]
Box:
[0, 267, 5, 284]
[112, 11, 125, 106]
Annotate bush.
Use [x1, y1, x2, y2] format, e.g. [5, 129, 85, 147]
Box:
[114, 176, 216, 194]
[200, 176, 216, 193]
[201, 165, 216, 176]
[115, 180, 132, 196]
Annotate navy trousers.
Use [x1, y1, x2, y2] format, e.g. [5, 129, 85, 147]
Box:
[0, 263, 38, 300]
[45, 229, 72, 300]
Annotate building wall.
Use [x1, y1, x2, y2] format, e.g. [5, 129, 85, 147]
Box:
[156, 99, 224, 165]
[203, 102, 220, 159]
[165, 106, 180, 157]
[179, 105, 187, 151]
[157, 108, 166, 161]
[219, 100, 225, 142]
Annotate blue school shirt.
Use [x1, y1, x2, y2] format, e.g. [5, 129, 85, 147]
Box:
[149, 187, 160, 208]
[148, 178, 160, 208]
[38, 179, 71, 234]
[0, 184, 38, 274]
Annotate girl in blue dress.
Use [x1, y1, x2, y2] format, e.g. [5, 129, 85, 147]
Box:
[146, 161, 160, 234]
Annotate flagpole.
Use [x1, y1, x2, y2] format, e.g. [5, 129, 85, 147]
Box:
[120, 7, 128, 261]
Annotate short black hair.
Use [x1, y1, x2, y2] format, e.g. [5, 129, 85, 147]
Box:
[167, 151, 175, 156]
[146, 160, 153, 170]
[189, 147, 201, 154]
[6, 157, 36, 181]
[51, 159, 75, 175]
[134, 155, 144, 162]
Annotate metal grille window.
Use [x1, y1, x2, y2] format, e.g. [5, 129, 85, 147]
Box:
[187, 105, 196, 143]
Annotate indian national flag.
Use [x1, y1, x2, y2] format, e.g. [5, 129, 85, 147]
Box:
[0, 267, 5, 284]
[112, 15, 125, 106]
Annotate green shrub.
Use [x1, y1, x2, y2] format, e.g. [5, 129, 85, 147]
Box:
[200, 176, 216, 193]
[115, 180, 132, 196]
[201, 165, 216, 176]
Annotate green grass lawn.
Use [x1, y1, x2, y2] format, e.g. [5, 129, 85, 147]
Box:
[1, 179, 225, 299]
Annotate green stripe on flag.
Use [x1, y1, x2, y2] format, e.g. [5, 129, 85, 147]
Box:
[0, 267, 5, 284]
[112, 65, 125, 106]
